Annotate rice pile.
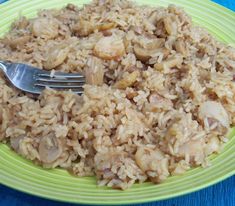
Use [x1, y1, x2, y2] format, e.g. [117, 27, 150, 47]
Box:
[0, 0, 235, 189]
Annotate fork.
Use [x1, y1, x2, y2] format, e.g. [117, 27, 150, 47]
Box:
[0, 61, 85, 95]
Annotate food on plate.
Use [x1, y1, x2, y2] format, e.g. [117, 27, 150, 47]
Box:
[0, 0, 234, 190]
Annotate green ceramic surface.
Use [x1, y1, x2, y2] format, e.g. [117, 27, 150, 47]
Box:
[0, 0, 235, 204]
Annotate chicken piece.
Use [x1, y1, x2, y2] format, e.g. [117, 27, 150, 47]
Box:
[114, 70, 140, 89]
[199, 101, 229, 129]
[135, 146, 169, 181]
[43, 43, 70, 70]
[205, 136, 221, 155]
[39, 133, 63, 163]
[94, 36, 125, 60]
[32, 17, 59, 39]
[85, 57, 104, 85]
[10, 135, 25, 152]
[149, 92, 173, 109]
[178, 138, 205, 160]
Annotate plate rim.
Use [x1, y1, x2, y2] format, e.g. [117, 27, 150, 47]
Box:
[1, 162, 235, 205]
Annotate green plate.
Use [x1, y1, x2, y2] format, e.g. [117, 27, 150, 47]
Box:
[0, 0, 235, 204]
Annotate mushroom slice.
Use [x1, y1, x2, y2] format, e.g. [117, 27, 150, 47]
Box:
[199, 101, 229, 128]
[39, 133, 63, 163]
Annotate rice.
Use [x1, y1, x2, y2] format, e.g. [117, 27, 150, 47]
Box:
[0, 0, 235, 190]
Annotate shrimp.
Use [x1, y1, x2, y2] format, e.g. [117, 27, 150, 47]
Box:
[94, 36, 125, 60]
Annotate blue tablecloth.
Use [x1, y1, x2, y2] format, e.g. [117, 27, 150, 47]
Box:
[0, 0, 235, 206]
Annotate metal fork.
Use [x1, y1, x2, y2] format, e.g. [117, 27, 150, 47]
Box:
[0, 61, 85, 95]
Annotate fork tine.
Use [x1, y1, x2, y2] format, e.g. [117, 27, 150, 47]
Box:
[38, 73, 85, 79]
[72, 90, 84, 95]
[36, 77, 85, 83]
[35, 83, 84, 89]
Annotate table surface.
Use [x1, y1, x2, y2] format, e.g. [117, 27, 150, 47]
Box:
[0, 0, 235, 205]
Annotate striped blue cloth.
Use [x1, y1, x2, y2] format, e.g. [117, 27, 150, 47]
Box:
[0, 0, 234, 206]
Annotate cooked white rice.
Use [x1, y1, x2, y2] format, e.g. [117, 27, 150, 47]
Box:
[0, 0, 234, 189]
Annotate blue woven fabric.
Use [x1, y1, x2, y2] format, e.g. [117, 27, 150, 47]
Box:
[0, 0, 234, 205]
[213, 0, 235, 11]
